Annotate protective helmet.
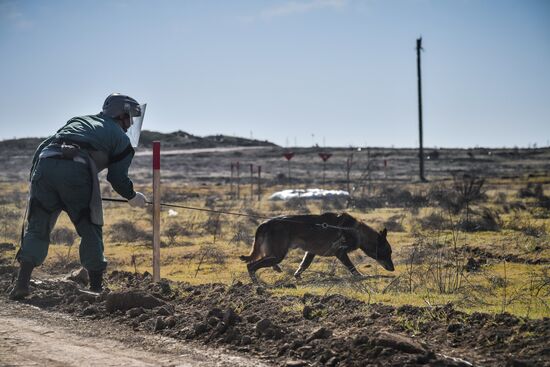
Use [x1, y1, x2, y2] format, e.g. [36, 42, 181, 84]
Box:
[102, 93, 142, 118]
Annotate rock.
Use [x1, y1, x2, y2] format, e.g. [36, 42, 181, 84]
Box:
[154, 317, 166, 331]
[415, 351, 436, 364]
[156, 306, 173, 316]
[66, 268, 89, 286]
[255, 286, 265, 295]
[82, 305, 98, 316]
[126, 307, 145, 318]
[75, 293, 97, 304]
[157, 280, 171, 294]
[447, 323, 462, 333]
[213, 321, 229, 335]
[373, 331, 427, 354]
[246, 314, 261, 323]
[296, 345, 315, 359]
[137, 313, 150, 322]
[271, 328, 284, 340]
[506, 358, 536, 367]
[286, 360, 307, 367]
[302, 305, 315, 320]
[207, 307, 224, 319]
[290, 339, 304, 350]
[494, 312, 519, 326]
[165, 316, 177, 328]
[207, 316, 219, 327]
[193, 322, 208, 335]
[326, 356, 339, 367]
[105, 290, 166, 313]
[306, 327, 332, 342]
[222, 327, 239, 343]
[223, 308, 239, 326]
[465, 257, 482, 272]
[353, 333, 370, 346]
[255, 318, 273, 335]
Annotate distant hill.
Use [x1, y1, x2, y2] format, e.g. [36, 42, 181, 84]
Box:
[140, 130, 278, 149]
[0, 131, 278, 152]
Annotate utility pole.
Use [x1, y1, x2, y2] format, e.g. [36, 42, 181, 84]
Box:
[416, 37, 427, 182]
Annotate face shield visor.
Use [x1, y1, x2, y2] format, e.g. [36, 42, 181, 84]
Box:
[126, 103, 147, 147]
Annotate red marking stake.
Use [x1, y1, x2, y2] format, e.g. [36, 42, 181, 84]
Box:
[283, 152, 295, 188]
[152, 141, 161, 282]
[318, 152, 332, 188]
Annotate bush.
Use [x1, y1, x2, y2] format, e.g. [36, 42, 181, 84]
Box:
[163, 222, 190, 246]
[50, 227, 76, 246]
[0, 206, 21, 239]
[417, 211, 450, 231]
[195, 244, 226, 265]
[428, 173, 487, 215]
[378, 186, 428, 208]
[456, 208, 501, 232]
[228, 221, 254, 246]
[108, 220, 151, 243]
[384, 215, 405, 232]
[320, 197, 347, 212]
[505, 211, 547, 237]
[284, 197, 310, 213]
[203, 213, 222, 236]
[517, 183, 544, 199]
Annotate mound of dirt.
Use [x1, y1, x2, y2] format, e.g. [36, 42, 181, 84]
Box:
[1, 257, 548, 366]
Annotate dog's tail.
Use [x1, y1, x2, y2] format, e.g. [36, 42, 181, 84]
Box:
[239, 223, 267, 263]
[239, 254, 251, 262]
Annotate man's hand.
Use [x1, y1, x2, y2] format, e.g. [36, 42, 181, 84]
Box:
[128, 192, 148, 208]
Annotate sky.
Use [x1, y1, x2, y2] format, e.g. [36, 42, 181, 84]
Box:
[0, 0, 549, 148]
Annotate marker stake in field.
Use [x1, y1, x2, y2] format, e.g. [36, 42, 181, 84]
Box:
[250, 164, 254, 200]
[152, 141, 161, 282]
[257, 165, 262, 201]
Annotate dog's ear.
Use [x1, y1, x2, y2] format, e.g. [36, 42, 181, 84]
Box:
[381, 228, 387, 238]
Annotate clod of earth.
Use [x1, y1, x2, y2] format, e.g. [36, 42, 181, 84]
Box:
[105, 290, 166, 313]
[1, 257, 548, 366]
[373, 331, 427, 354]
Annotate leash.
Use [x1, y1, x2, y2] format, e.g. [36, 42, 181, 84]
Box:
[101, 197, 272, 220]
[101, 197, 358, 231]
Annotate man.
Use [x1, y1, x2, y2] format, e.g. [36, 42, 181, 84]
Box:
[9, 93, 148, 300]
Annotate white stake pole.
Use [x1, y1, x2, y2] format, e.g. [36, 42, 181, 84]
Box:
[152, 141, 161, 282]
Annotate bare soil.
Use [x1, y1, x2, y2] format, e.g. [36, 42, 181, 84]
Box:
[1, 256, 548, 367]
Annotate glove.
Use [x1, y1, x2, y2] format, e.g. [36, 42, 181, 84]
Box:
[128, 192, 148, 208]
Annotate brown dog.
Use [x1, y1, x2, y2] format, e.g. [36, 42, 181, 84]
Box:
[240, 212, 394, 282]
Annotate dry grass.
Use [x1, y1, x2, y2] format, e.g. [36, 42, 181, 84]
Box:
[1, 165, 549, 319]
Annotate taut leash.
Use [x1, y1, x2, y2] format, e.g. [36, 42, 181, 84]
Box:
[101, 197, 357, 231]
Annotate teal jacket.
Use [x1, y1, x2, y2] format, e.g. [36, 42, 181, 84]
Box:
[32, 114, 136, 200]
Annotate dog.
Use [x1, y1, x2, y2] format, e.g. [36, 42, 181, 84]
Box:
[239, 212, 394, 282]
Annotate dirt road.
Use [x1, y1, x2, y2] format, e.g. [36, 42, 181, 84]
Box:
[0, 298, 270, 367]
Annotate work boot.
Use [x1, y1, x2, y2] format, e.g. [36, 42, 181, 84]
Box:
[88, 270, 103, 293]
[9, 261, 34, 300]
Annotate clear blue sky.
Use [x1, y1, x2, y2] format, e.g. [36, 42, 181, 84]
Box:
[1, 0, 549, 148]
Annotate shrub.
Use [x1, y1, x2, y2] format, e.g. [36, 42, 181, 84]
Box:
[428, 173, 487, 216]
[50, 227, 76, 246]
[284, 197, 310, 213]
[384, 215, 405, 232]
[320, 197, 347, 212]
[228, 221, 254, 246]
[417, 211, 450, 231]
[517, 183, 544, 199]
[109, 220, 151, 243]
[203, 213, 222, 236]
[456, 208, 502, 232]
[163, 222, 190, 247]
